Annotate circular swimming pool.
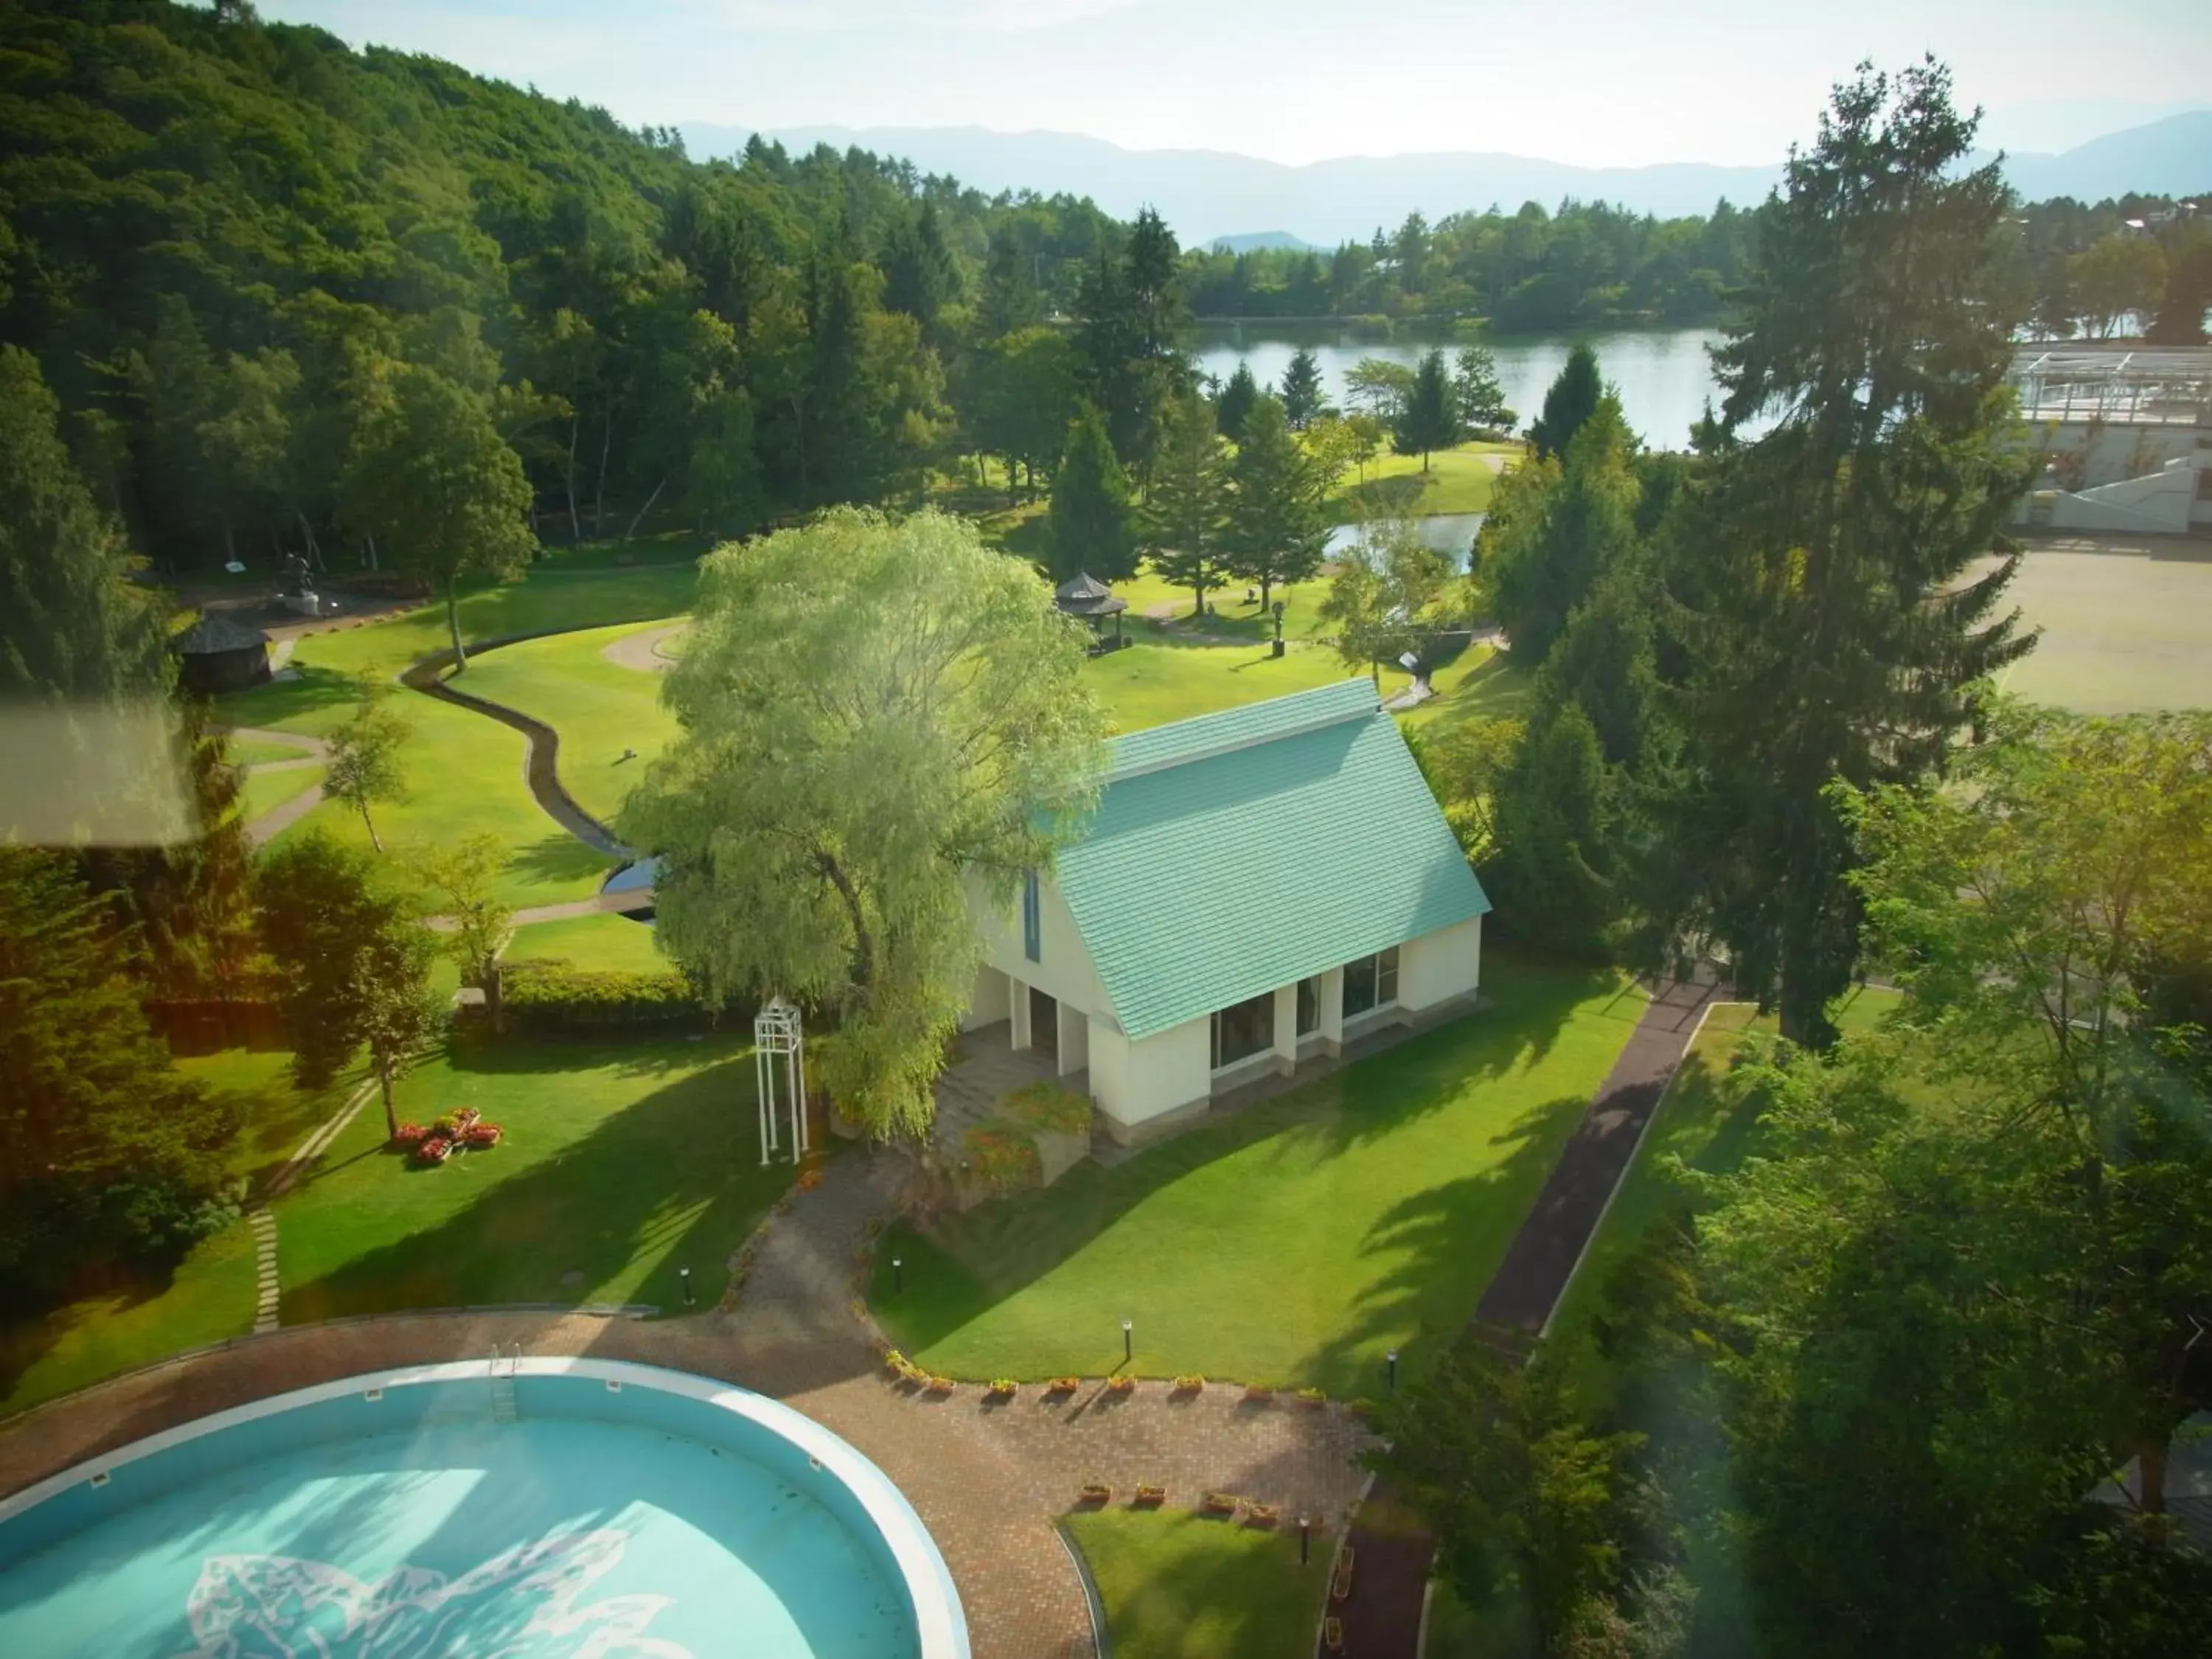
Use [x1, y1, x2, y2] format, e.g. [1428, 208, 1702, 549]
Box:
[0, 1358, 967, 1657]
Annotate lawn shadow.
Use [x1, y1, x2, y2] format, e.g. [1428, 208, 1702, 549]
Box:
[1066, 1510, 1322, 1652]
[279, 1037, 787, 1329]
[504, 830, 618, 888]
[1300, 1091, 1593, 1394]
[215, 663, 359, 731]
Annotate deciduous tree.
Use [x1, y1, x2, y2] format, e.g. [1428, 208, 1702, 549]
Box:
[619, 509, 1107, 1136]
[323, 670, 412, 855]
[338, 362, 536, 670]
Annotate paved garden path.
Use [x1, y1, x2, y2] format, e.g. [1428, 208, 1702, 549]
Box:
[0, 1144, 1373, 1658]
[220, 726, 331, 846]
[1332, 973, 1731, 1659]
[600, 619, 688, 671]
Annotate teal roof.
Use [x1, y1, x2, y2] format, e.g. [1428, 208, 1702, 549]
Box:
[1060, 681, 1491, 1040]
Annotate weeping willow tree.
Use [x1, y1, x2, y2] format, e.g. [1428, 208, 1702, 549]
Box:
[619, 508, 1107, 1136]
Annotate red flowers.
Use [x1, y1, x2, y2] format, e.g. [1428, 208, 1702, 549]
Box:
[397, 1107, 503, 1164]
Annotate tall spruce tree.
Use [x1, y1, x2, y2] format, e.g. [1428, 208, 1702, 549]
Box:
[1650, 60, 2037, 1047]
[1393, 348, 1461, 470]
[1280, 347, 1325, 429]
[1486, 397, 1643, 664]
[1222, 394, 1329, 611]
[1528, 343, 1603, 460]
[1141, 396, 1231, 619]
[977, 226, 1041, 338]
[1214, 360, 1259, 442]
[1048, 403, 1137, 582]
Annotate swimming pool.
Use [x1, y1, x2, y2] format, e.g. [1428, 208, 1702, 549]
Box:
[0, 1357, 967, 1658]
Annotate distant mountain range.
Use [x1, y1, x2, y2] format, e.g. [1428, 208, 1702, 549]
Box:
[677, 112, 2212, 248]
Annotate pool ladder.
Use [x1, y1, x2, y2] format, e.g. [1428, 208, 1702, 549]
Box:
[487, 1344, 521, 1425]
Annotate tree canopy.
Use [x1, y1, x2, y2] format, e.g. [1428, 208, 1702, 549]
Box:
[619, 509, 1107, 1136]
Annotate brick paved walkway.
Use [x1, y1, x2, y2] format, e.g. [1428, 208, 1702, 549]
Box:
[0, 1147, 1372, 1658]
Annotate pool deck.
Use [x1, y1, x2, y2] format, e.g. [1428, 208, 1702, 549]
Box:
[0, 1149, 1373, 1659]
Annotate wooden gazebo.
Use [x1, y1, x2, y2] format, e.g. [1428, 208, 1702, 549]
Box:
[173, 612, 271, 694]
[1054, 572, 1128, 654]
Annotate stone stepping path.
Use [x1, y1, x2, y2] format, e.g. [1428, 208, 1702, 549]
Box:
[248, 1211, 279, 1334]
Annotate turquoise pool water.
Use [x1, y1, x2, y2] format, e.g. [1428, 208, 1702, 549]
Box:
[0, 1364, 959, 1658]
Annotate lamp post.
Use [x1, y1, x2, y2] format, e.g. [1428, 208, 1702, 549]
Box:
[1270, 600, 1286, 659]
[892, 1256, 904, 1296]
[679, 1265, 694, 1308]
[1385, 1347, 1399, 1394]
[1298, 1514, 1311, 1565]
[1121, 1318, 1133, 1366]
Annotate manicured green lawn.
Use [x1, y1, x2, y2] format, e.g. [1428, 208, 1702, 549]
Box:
[872, 959, 1644, 1397]
[503, 911, 668, 975]
[1086, 623, 1436, 734]
[174, 1046, 370, 1192]
[1400, 647, 1534, 733]
[0, 1223, 259, 1419]
[1063, 1509, 1332, 1659]
[1326, 442, 1516, 520]
[456, 622, 681, 825]
[276, 1032, 790, 1323]
[260, 692, 613, 908]
[1113, 568, 1335, 641]
[237, 763, 321, 824]
[0, 1048, 366, 1419]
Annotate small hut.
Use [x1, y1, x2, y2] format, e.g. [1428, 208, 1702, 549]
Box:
[173, 612, 271, 694]
[1053, 572, 1128, 654]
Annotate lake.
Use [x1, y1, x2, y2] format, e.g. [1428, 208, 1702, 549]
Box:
[1192, 324, 1727, 451]
[1324, 512, 1486, 566]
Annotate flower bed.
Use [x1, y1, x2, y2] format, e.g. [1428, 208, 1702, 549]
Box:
[1046, 1376, 1082, 1397]
[1077, 1481, 1113, 1506]
[1003, 1079, 1093, 1135]
[961, 1124, 1043, 1192]
[414, 1135, 453, 1166]
[1106, 1375, 1136, 1396]
[1172, 1374, 1206, 1395]
[985, 1378, 1018, 1400]
[1133, 1483, 1166, 1506]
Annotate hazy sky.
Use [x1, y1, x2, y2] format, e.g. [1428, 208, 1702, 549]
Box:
[260, 0, 2209, 167]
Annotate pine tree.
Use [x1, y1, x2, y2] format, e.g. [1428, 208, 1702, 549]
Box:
[0, 847, 240, 1294]
[1392, 349, 1460, 470]
[1651, 59, 2037, 1048]
[1048, 403, 1137, 583]
[0, 347, 170, 704]
[1528, 344, 1603, 460]
[1280, 347, 1325, 430]
[978, 226, 1041, 338]
[1141, 396, 1231, 618]
[1487, 397, 1642, 664]
[1215, 360, 1259, 442]
[1222, 394, 1329, 611]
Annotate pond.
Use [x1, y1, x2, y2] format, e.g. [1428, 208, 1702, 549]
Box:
[1193, 324, 1728, 451]
[1324, 512, 1486, 567]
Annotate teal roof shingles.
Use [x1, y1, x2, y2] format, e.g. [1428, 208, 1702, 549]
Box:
[1059, 681, 1491, 1041]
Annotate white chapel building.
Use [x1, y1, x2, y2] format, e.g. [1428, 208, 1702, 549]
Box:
[962, 679, 1492, 1144]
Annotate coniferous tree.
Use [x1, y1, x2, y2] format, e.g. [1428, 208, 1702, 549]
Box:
[1392, 348, 1460, 470]
[0, 347, 169, 704]
[1214, 360, 1260, 442]
[1048, 403, 1137, 582]
[0, 846, 240, 1296]
[1279, 347, 1325, 429]
[1141, 396, 1231, 618]
[1649, 60, 2037, 1047]
[1222, 394, 1329, 611]
[1486, 397, 1643, 664]
[1528, 343, 1604, 460]
[978, 226, 1041, 338]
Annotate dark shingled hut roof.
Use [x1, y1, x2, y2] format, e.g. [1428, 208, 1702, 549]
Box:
[173, 613, 271, 655]
[1054, 573, 1127, 619]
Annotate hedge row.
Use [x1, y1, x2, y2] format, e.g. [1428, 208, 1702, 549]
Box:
[496, 960, 730, 1034]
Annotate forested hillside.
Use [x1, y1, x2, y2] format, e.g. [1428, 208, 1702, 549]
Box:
[0, 0, 1120, 574]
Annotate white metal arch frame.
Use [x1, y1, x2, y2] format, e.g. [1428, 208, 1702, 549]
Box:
[754, 998, 809, 1166]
